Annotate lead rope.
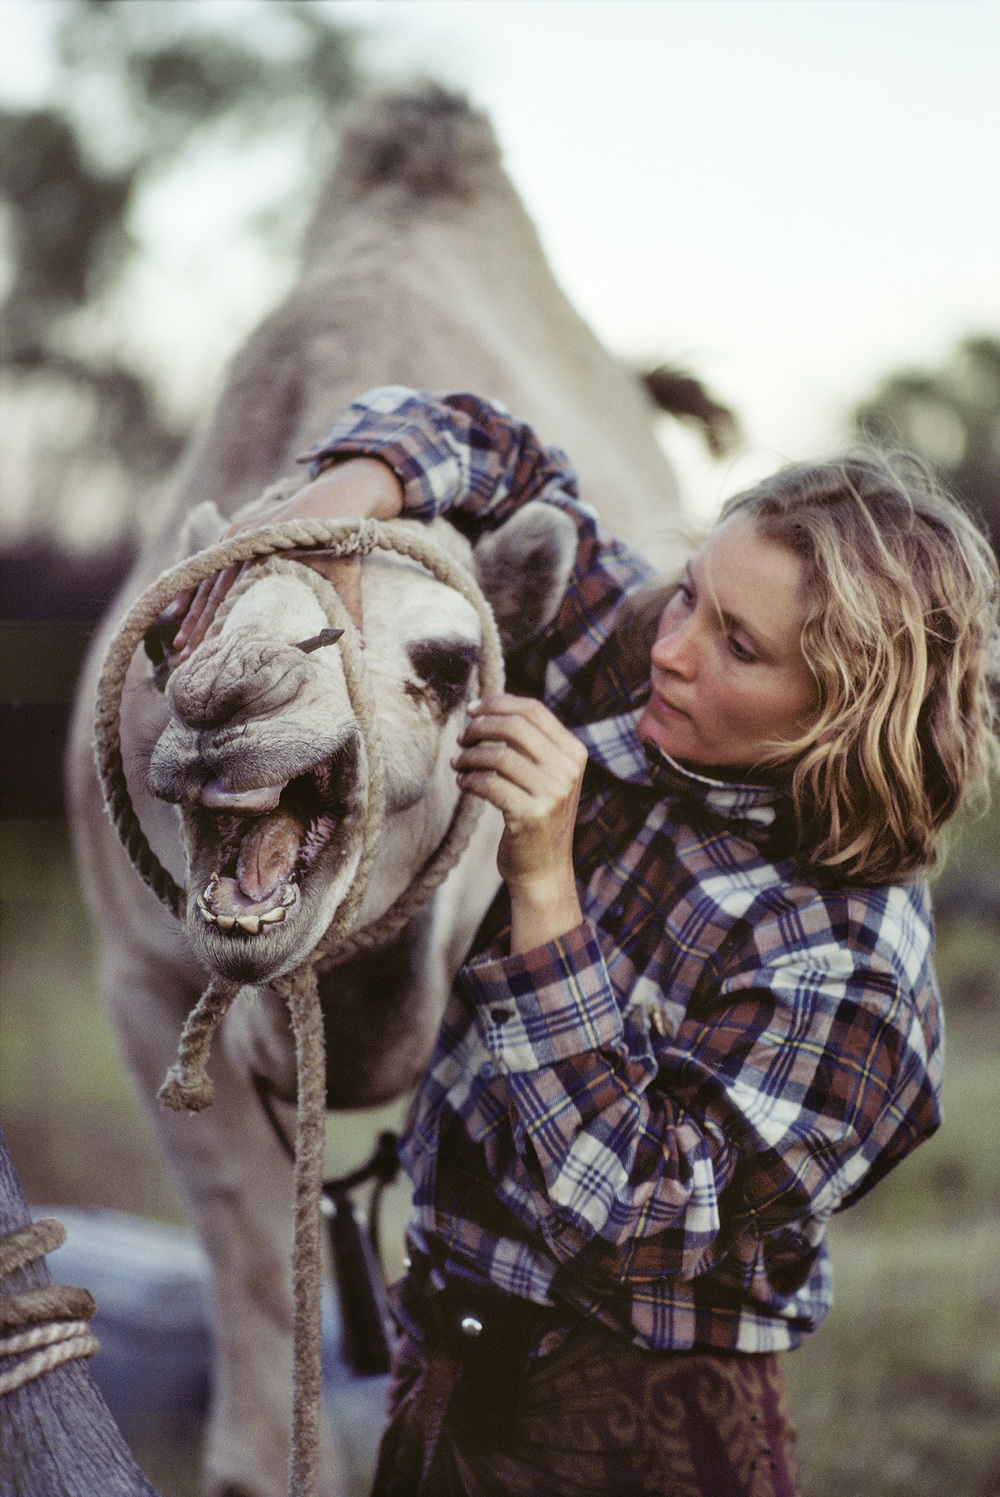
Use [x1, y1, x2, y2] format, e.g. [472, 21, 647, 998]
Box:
[92, 517, 504, 1497]
[254, 1075, 399, 1377]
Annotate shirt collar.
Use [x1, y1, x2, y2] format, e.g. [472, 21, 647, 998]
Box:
[572, 707, 783, 830]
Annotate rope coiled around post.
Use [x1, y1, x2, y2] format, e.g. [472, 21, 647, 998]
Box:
[92, 516, 505, 1497]
[0, 1219, 99, 1397]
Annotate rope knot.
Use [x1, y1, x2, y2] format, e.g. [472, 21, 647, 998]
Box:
[156, 977, 241, 1113]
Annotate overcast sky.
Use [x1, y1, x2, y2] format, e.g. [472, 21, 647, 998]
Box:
[2, 0, 998, 518]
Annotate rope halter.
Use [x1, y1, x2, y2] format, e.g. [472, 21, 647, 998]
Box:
[92, 515, 505, 1497]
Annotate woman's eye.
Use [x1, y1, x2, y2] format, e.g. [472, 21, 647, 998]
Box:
[728, 636, 757, 663]
[677, 583, 694, 606]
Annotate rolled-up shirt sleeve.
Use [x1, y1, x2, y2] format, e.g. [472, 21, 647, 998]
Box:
[299, 387, 583, 527]
[297, 386, 658, 712]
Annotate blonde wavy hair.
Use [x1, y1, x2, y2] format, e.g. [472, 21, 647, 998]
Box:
[716, 455, 1000, 885]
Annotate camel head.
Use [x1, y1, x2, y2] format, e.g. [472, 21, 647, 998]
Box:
[143, 504, 577, 985]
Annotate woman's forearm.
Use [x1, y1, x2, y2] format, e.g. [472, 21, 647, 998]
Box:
[508, 876, 584, 955]
[232, 455, 404, 532]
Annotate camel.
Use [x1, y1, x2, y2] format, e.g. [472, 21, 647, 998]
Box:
[67, 88, 687, 1497]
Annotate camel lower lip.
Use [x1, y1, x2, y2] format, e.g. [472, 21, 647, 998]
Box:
[197, 876, 299, 935]
[189, 752, 354, 939]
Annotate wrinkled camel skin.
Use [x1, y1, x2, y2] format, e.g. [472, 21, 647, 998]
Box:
[66, 90, 684, 1497]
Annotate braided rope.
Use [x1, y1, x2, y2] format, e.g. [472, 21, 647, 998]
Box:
[0, 1335, 102, 1398]
[0, 1217, 65, 1276]
[92, 514, 505, 1497]
[156, 976, 244, 1112]
[0, 1283, 97, 1332]
[1, 1319, 94, 1356]
[271, 964, 328, 1496]
[0, 1221, 99, 1399]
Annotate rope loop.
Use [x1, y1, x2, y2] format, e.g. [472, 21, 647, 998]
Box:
[94, 516, 504, 944]
[157, 976, 243, 1113]
[92, 512, 506, 1497]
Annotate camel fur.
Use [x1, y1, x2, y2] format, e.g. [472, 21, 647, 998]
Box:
[66, 87, 683, 1497]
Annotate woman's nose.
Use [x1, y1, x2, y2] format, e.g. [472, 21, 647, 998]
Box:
[651, 621, 697, 678]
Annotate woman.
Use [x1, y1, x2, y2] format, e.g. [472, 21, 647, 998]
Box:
[171, 390, 999, 1496]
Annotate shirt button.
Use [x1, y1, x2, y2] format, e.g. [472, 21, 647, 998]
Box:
[490, 1007, 512, 1024]
[480, 1062, 496, 1080]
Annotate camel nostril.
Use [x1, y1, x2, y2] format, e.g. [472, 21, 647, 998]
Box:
[200, 780, 287, 813]
[168, 635, 311, 730]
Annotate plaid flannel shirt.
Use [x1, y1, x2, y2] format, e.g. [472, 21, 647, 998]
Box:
[304, 389, 944, 1354]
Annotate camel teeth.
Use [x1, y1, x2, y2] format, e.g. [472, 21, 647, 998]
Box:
[259, 907, 286, 924]
[236, 915, 261, 934]
[199, 907, 218, 925]
[216, 915, 236, 932]
[196, 894, 211, 914]
[279, 885, 296, 908]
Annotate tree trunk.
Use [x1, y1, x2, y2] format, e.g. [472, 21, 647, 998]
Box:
[0, 1123, 162, 1497]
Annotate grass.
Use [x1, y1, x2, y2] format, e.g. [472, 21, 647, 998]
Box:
[2, 818, 999, 1496]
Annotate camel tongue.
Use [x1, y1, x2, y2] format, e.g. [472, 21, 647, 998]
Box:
[235, 810, 303, 903]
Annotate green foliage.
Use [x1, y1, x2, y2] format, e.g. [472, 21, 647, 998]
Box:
[54, 0, 358, 171]
[853, 335, 1000, 556]
[0, 108, 131, 352]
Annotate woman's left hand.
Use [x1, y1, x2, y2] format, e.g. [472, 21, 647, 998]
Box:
[454, 694, 587, 952]
[158, 457, 404, 662]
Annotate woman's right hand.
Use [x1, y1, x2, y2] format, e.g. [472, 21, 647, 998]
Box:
[454, 694, 587, 954]
[163, 456, 404, 661]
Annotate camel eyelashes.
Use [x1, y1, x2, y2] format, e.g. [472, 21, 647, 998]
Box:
[295, 628, 345, 654]
[406, 640, 482, 714]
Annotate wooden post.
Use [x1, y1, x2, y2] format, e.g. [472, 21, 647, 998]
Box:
[0, 1123, 162, 1497]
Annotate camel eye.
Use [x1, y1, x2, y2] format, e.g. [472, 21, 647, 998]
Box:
[406, 640, 481, 713]
[143, 618, 180, 692]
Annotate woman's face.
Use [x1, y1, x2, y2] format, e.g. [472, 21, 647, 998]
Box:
[637, 513, 817, 777]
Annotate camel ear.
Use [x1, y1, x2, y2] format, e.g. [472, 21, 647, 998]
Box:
[473, 501, 577, 653]
[176, 500, 227, 561]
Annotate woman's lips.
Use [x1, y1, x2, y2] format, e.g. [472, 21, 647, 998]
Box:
[648, 689, 691, 722]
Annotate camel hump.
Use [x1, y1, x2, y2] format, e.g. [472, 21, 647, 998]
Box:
[334, 86, 501, 204]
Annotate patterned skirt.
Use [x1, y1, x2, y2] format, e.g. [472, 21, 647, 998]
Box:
[369, 1308, 801, 1497]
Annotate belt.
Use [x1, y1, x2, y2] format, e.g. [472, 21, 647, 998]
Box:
[394, 1257, 570, 1447]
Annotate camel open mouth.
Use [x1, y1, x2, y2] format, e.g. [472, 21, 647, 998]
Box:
[194, 743, 359, 938]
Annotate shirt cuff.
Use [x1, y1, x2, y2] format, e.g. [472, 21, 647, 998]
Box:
[463, 919, 624, 1073]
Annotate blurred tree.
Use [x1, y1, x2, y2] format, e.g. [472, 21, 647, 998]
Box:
[852, 335, 1000, 557]
[0, 0, 360, 543]
[0, 0, 360, 817]
[854, 337, 1000, 930]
